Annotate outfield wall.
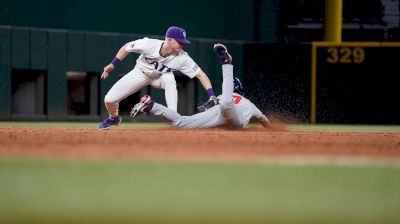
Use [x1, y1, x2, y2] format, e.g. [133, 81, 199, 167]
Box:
[0, 25, 248, 121]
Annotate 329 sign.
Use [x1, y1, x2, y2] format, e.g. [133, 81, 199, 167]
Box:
[326, 47, 365, 64]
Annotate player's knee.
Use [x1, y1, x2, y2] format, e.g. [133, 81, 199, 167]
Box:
[219, 100, 234, 110]
[104, 94, 117, 104]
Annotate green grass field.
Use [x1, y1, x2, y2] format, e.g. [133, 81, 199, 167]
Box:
[1, 122, 400, 224]
[1, 160, 400, 224]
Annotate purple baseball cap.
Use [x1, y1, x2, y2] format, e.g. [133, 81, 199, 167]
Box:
[165, 26, 191, 44]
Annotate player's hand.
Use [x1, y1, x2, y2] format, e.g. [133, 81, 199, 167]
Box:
[197, 96, 219, 112]
[210, 96, 219, 105]
[101, 64, 115, 79]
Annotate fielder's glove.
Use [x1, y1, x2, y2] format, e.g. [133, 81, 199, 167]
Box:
[197, 96, 219, 112]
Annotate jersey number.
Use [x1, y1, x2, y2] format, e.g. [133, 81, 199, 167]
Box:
[233, 95, 242, 104]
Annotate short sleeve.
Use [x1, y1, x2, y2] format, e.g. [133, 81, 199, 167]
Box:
[250, 103, 263, 119]
[125, 38, 150, 54]
[178, 55, 201, 78]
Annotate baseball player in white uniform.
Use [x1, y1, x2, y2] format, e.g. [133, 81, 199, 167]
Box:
[98, 26, 216, 130]
[130, 44, 271, 129]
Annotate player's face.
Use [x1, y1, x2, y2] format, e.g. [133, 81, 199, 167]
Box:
[167, 38, 183, 54]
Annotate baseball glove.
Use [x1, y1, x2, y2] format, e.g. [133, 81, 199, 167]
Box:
[197, 96, 219, 112]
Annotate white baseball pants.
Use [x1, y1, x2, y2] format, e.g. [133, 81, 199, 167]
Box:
[104, 66, 177, 117]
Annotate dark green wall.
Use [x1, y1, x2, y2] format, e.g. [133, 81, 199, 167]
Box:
[0, 25, 248, 120]
[0, 27, 11, 118]
[0, 0, 278, 41]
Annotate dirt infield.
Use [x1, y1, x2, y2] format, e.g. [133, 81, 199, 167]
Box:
[0, 127, 400, 161]
[1, 126, 400, 162]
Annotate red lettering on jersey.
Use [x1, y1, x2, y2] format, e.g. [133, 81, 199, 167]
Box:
[233, 95, 242, 104]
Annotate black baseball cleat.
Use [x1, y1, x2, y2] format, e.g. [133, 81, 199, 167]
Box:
[130, 95, 154, 117]
[213, 43, 232, 64]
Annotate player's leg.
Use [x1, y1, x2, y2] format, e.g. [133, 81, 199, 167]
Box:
[214, 44, 242, 128]
[104, 67, 150, 117]
[150, 103, 183, 127]
[150, 73, 178, 112]
[220, 64, 241, 128]
[98, 67, 150, 130]
[131, 95, 223, 128]
[130, 95, 182, 126]
[220, 64, 234, 105]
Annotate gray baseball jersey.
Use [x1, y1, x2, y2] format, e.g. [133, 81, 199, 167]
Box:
[151, 93, 264, 129]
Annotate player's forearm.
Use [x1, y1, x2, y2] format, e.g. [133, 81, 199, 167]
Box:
[102, 44, 130, 79]
[196, 70, 213, 91]
[114, 44, 130, 61]
[259, 115, 271, 128]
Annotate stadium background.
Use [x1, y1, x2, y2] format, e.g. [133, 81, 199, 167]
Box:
[1, 0, 399, 123]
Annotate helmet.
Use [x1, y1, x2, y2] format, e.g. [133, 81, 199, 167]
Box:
[233, 77, 244, 95]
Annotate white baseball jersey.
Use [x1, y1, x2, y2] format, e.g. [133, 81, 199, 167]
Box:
[104, 37, 201, 116]
[125, 37, 201, 78]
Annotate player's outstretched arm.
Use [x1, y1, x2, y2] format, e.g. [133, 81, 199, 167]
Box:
[258, 114, 271, 128]
[101, 43, 130, 79]
[195, 69, 213, 91]
[195, 69, 219, 105]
